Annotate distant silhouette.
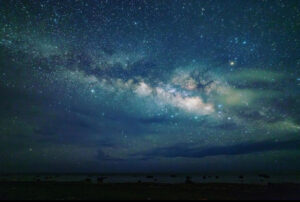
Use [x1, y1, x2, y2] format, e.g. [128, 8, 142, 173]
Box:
[185, 176, 193, 184]
[202, 176, 206, 180]
[258, 174, 270, 179]
[258, 174, 271, 184]
[239, 175, 244, 183]
[215, 176, 219, 179]
[146, 175, 154, 179]
[170, 174, 177, 178]
[85, 178, 91, 183]
[97, 177, 106, 184]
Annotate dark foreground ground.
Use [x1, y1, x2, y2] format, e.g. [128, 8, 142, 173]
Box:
[1, 182, 300, 200]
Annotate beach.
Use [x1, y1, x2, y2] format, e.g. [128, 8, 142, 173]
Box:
[1, 181, 300, 200]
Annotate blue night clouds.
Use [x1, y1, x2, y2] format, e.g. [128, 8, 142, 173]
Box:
[0, 0, 300, 174]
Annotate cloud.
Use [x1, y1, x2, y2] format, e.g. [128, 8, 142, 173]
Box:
[226, 69, 285, 84]
[259, 119, 300, 134]
[137, 139, 300, 159]
[96, 150, 125, 161]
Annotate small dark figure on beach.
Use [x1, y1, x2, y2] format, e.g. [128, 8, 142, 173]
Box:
[97, 177, 106, 184]
[185, 176, 193, 184]
[258, 174, 271, 184]
[258, 174, 270, 179]
[85, 178, 91, 183]
[45, 176, 52, 180]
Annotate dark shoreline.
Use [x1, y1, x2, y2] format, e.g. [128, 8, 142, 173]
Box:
[1, 182, 300, 200]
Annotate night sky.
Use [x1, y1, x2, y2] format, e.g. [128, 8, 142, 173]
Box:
[0, 0, 300, 174]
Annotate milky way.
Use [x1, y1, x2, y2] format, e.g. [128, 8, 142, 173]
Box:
[0, 0, 300, 174]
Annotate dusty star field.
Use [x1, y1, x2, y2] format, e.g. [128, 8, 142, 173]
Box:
[0, 0, 300, 174]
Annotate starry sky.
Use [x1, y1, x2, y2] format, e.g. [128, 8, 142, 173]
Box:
[0, 0, 300, 174]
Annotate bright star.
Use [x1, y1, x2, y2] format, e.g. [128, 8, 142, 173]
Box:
[229, 61, 235, 66]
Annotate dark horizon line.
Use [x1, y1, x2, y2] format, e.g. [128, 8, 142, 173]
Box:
[1, 172, 300, 176]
